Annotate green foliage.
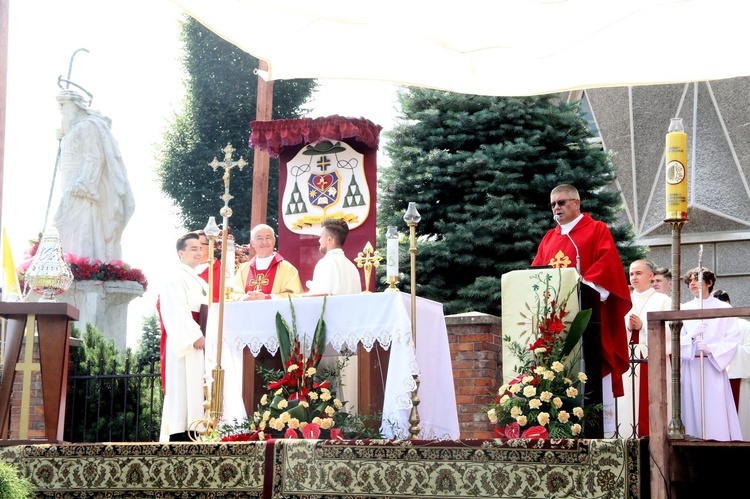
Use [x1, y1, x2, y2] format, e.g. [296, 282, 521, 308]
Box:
[157, 16, 317, 241]
[135, 314, 161, 364]
[66, 323, 162, 442]
[0, 461, 34, 498]
[378, 88, 646, 314]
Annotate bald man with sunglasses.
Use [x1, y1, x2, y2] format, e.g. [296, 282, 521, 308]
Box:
[532, 184, 632, 437]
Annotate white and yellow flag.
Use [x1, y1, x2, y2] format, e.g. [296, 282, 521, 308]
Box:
[2, 228, 22, 301]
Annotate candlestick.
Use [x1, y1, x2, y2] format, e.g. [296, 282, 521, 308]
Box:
[386, 226, 399, 277]
[224, 237, 235, 300]
[386, 226, 399, 292]
[403, 202, 421, 439]
[666, 118, 688, 221]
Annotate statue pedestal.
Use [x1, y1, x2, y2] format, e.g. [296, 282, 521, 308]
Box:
[26, 280, 144, 352]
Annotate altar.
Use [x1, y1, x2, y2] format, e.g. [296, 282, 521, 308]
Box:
[205, 292, 460, 439]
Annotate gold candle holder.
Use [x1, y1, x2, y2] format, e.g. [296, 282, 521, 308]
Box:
[403, 202, 421, 439]
[386, 275, 399, 292]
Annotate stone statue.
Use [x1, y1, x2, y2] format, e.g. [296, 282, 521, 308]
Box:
[53, 90, 135, 262]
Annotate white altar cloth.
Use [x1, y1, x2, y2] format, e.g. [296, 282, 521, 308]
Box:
[205, 292, 460, 439]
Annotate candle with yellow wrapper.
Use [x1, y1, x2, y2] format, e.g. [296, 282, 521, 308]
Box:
[665, 118, 688, 221]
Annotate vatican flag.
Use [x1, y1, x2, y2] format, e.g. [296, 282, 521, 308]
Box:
[2, 228, 21, 301]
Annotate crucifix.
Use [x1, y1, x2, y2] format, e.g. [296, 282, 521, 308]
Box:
[204, 143, 246, 430]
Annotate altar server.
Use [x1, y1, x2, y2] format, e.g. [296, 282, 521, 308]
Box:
[620, 260, 671, 437]
[680, 268, 742, 441]
[158, 232, 208, 442]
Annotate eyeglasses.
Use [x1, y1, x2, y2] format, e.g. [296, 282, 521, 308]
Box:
[549, 198, 576, 209]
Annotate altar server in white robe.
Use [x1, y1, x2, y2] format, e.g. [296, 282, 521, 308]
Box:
[306, 217, 361, 296]
[159, 232, 209, 442]
[306, 217, 362, 411]
[712, 289, 750, 440]
[728, 319, 750, 440]
[619, 260, 672, 437]
[680, 267, 742, 441]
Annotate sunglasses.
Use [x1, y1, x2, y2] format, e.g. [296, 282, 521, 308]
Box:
[549, 198, 576, 209]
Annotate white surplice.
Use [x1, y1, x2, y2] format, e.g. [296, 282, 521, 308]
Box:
[680, 296, 742, 441]
[159, 263, 208, 441]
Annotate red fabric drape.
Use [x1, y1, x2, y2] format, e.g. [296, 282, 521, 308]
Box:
[249, 115, 382, 158]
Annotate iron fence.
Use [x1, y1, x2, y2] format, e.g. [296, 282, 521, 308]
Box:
[65, 358, 163, 443]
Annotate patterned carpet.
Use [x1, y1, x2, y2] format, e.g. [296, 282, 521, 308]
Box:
[0, 438, 642, 498]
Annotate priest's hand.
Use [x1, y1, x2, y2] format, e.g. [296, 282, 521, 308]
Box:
[193, 336, 206, 350]
[628, 314, 643, 332]
[242, 290, 268, 301]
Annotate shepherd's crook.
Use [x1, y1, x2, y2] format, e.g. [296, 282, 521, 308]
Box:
[697, 245, 706, 439]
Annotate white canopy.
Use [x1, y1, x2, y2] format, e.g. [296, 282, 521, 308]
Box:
[170, 0, 749, 96]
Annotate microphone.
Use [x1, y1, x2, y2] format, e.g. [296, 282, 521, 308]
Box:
[554, 215, 580, 275]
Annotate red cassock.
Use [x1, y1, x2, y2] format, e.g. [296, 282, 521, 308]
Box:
[532, 213, 632, 397]
[197, 259, 223, 303]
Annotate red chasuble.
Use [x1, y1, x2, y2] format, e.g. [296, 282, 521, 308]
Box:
[532, 213, 632, 397]
[243, 253, 285, 294]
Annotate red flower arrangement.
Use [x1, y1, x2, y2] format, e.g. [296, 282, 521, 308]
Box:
[215, 296, 348, 442]
[17, 237, 148, 291]
[488, 270, 598, 439]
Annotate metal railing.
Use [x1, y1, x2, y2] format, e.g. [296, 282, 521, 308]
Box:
[65, 358, 162, 443]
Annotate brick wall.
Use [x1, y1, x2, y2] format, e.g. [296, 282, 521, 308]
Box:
[445, 312, 502, 439]
[9, 336, 46, 439]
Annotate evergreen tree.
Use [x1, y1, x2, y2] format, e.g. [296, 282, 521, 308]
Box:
[157, 16, 317, 241]
[135, 314, 161, 365]
[378, 88, 645, 315]
[67, 324, 162, 442]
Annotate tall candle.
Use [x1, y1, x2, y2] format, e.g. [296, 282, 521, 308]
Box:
[386, 226, 398, 277]
[225, 238, 236, 281]
[666, 118, 688, 221]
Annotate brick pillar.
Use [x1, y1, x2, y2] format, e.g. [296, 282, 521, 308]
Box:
[445, 312, 502, 439]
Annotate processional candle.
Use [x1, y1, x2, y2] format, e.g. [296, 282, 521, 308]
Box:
[665, 118, 688, 221]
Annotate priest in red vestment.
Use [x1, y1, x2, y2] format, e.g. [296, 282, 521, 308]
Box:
[532, 184, 632, 405]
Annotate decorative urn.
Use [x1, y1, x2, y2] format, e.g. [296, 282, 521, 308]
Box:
[24, 228, 74, 302]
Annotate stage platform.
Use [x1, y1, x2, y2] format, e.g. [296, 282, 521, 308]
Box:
[0, 438, 644, 498]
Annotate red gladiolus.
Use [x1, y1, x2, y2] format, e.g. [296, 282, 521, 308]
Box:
[301, 423, 321, 439]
